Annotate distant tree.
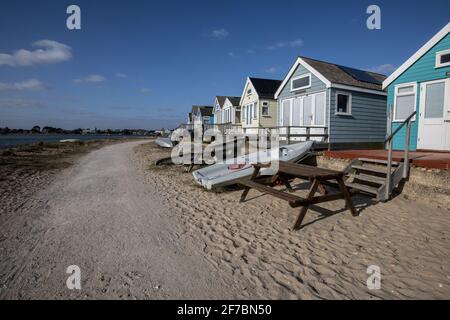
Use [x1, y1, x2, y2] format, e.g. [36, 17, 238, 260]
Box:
[31, 125, 41, 133]
[0, 127, 10, 134]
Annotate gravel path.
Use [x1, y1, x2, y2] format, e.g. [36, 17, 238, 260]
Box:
[0, 141, 249, 299]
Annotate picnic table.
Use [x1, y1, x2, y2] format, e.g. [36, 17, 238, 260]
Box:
[238, 161, 358, 230]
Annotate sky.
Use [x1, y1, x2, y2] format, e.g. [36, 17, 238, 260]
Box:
[0, 0, 449, 130]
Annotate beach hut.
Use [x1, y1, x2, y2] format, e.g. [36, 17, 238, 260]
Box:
[222, 97, 241, 125]
[239, 77, 282, 135]
[213, 96, 226, 124]
[192, 105, 214, 126]
[382, 22, 450, 151]
[213, 96, 241, 125]
[186, 112, 193, 124]
[274, 56, 387, 148]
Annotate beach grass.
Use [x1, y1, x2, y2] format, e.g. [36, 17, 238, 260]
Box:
[0, 138, 142, 174]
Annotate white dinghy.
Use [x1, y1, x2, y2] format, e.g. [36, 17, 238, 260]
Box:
[192, 141, 313, 190]
[155, 137, 174, 148]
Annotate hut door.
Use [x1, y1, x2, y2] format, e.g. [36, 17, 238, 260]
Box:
[418, 79, 450, 151]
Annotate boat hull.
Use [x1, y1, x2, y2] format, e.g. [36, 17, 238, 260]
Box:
[155, 137, 174, 148]
[192, 141, 313, 190]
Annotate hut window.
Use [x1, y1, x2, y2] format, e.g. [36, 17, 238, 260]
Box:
[261, 101, 269, 116]
[291, 74, 311, 91]
[393, 83, 417, 121]
[335, 92, 352, 115]
[436, 49, 450, 68]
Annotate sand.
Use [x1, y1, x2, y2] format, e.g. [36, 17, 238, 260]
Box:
[135, 141, 450, 299]
[0, 140, 448, 299]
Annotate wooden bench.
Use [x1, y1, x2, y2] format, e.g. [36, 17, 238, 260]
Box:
[239, 161, 358, 230]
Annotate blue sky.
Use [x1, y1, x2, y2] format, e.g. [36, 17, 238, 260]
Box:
[0, 0, 449, 130]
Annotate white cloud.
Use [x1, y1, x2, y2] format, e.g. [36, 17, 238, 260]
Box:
[289, 39, 304, 47]
[115, 73, 127, 78]
[264, 67, 278, 74]
[140, 88, 151, 95]
[367, 64, 396, 75]
[209, 28, 229, 39]
[73, 74, 106, 84]
[0, 79, 46, 92]
[0, 40, 72, 67]
[266, 38, 303, 50]
[228, 52, 240, 59]
[0, 98, 46, 108]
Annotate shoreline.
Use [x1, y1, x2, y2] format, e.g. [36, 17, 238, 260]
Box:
[0, 134, 152, 150]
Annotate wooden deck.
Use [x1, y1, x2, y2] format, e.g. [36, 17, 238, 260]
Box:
[324, 149, 450, 170]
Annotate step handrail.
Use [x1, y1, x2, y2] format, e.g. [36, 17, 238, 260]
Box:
[384, 110, 416, 200]
[384, 111, 416, 143]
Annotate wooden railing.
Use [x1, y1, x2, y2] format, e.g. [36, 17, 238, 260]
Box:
[177, 123, 329, 144]
[383, 110, 416, 200]
[245, 126, 329, 143]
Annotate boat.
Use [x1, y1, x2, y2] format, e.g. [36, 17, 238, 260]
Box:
[155, 137, 174, 148]
[60, 139, 80, 143]
[192, 141, 314, 190]
[156, 136, 245, 172]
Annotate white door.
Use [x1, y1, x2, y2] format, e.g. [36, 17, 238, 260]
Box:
[303, 95, 313, 126]
[292, 97, 302, 126]
[281, 99, 292, 126]
[418, 79, 450, 151]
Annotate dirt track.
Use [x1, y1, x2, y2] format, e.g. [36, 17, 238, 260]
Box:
[0, 141, 249, 299]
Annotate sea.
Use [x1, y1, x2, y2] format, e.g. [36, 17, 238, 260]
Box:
[0, 134, 149, 149]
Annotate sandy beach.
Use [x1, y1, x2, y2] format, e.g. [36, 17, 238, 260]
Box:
[0, 140, 449, 299]
[136, 141, 450, 299]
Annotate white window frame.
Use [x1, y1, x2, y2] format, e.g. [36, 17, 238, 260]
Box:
[393, 82, 417, 122]
[261, 101, 269, 116]
[291, 73, 311, 92]
[335, 91, 352, 116]
[253, 102, 258, 120]
[435, 49, 450, 68]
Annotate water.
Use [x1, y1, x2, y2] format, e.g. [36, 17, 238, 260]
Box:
[0, 134, 148, 149]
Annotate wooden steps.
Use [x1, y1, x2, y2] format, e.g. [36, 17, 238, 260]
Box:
[344, 158, 407, 201]
[351, 165, 395, 175]
[345, 182, 379, 196]
[357, 158, 400, 166]
[350, 172, 386, 185]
